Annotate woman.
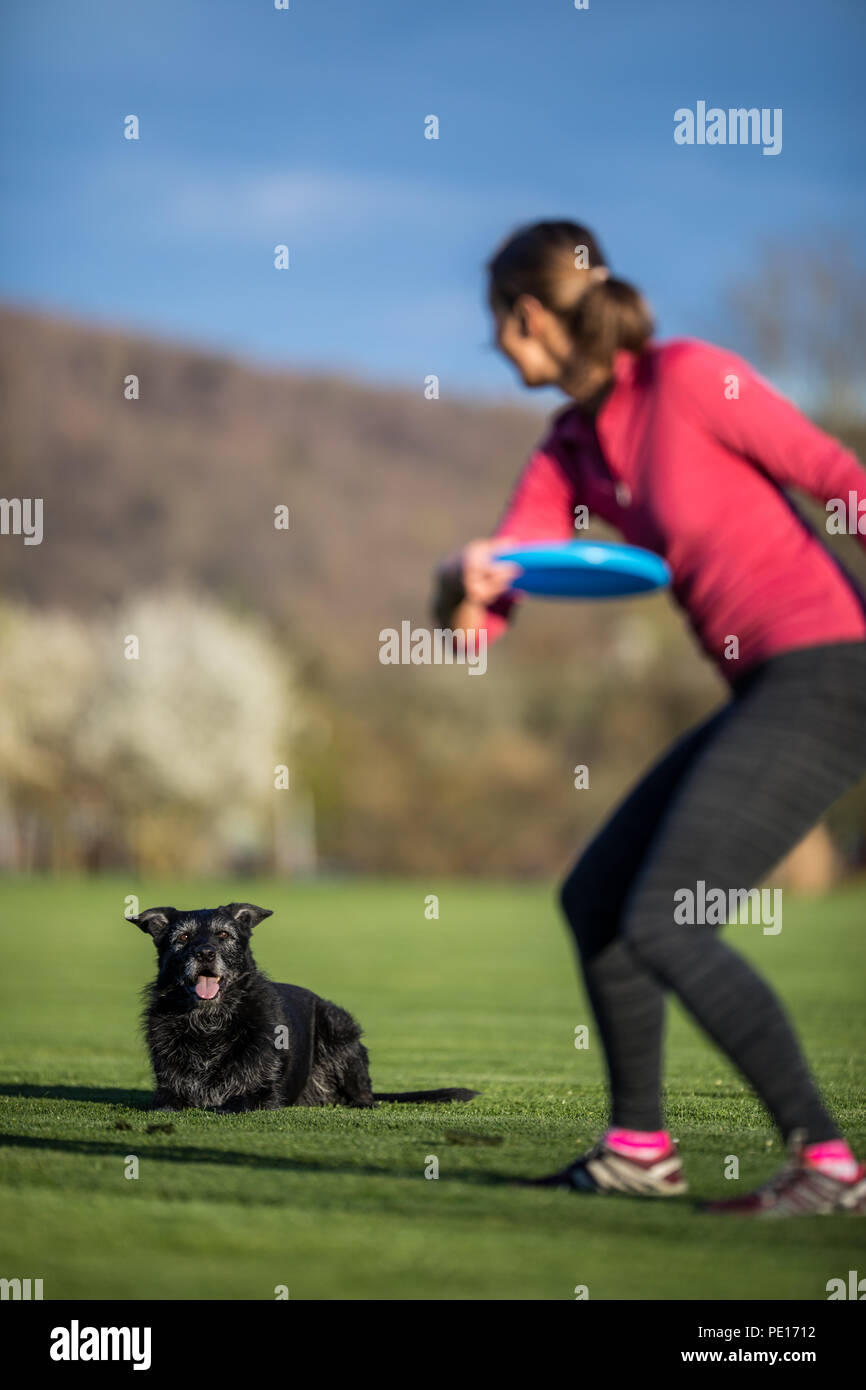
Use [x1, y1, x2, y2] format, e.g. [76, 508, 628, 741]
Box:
[433, 220, 866, 1215]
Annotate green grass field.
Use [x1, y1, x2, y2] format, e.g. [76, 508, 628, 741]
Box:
[1, 876, 864, 1301]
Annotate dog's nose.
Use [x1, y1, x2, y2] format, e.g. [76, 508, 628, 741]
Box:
[195, 947, 216, 962]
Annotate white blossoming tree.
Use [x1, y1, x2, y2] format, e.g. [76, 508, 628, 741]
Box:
[0, 594, 302, 873]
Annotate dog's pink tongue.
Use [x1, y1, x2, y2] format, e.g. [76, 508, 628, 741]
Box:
[195, 977, 220, 999]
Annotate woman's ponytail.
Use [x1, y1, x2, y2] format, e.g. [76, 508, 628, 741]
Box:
[567, 273, 654, 366]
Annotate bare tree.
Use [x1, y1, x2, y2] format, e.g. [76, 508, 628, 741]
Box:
[725, 236, 866, 424]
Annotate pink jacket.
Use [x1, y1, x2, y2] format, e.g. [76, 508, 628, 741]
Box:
[486, 339, 866, 680]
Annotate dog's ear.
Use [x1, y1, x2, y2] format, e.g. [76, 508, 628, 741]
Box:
[128, 906, 177, 940]
[220, 903, 273, 931]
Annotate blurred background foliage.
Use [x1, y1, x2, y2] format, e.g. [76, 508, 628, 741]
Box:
[1, 242, 865, 881]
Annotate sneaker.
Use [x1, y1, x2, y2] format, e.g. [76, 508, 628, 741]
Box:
[702, 1129, 866, 1217]
[524, 1135, 687, 1196]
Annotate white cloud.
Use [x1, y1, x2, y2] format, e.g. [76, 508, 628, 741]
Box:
[166, 167, 487, 243]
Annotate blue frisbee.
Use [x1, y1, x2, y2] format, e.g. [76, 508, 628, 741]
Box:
[493, 540, 671, 599]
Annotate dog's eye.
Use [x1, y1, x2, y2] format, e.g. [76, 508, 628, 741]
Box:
[176, 933, 189, 943]
[217, 931, 230, 940]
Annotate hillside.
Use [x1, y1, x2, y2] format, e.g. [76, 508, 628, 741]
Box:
[1, 307, 864, 876]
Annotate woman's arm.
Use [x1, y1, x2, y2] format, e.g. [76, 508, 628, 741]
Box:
[432, 442, 578, 637]
[680, 343, 866, 542]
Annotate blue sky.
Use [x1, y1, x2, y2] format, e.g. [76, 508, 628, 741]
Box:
[1, 0, 863, 404]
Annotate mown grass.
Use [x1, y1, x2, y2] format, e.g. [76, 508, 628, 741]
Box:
[0, 876, 863, 1300]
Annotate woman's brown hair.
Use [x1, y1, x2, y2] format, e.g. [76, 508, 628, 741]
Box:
[487, 221, 654, 376]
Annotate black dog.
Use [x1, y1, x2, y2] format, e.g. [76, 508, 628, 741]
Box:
[131, 902, 478, 1112]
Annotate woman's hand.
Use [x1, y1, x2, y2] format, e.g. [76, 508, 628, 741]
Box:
[459, 537, 522, 606]
[432, 538, 521, 627]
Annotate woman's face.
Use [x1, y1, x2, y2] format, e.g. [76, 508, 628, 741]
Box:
[492, 297, 574, 389]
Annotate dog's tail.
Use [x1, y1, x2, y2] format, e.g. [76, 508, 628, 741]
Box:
[373, 1087, 479, 1104]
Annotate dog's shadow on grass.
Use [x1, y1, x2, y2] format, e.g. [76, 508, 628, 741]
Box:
[0, 1130, 519, 1187]
[0, 1085, 516, 1185]
[0, 1083, 151, 1107]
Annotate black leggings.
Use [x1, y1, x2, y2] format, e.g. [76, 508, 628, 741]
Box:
[560, 640, 866, 1143]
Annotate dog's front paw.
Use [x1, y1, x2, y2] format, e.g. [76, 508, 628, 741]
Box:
[348, 1092, 377, 1109]
[150, 1091, 182, 1112]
